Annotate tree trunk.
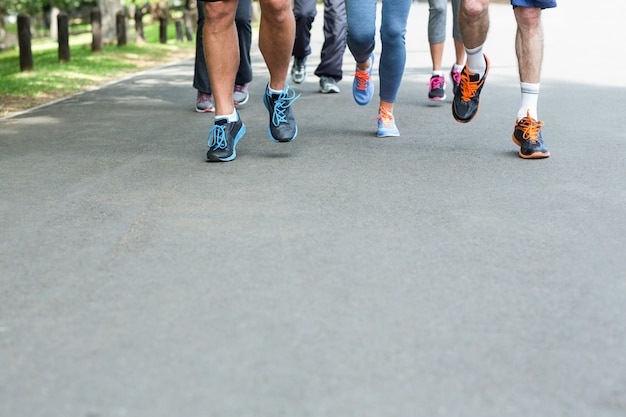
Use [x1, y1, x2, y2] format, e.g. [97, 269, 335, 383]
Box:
[17, 14, 33, 71]
[97, 0, 122, 41]
[58, 12, 70, 62]
[0, 11, 6, 51]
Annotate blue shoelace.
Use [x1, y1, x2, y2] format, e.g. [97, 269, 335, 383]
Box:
[270, 87, 300, 127]
[208, 124, 227, 150]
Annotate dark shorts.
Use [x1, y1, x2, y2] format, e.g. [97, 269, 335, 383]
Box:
[511, 0, 557, 8]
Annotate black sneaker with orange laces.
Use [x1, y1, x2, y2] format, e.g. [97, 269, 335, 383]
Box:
[452, 54, 490, 123]
[512, 110, 550, 159]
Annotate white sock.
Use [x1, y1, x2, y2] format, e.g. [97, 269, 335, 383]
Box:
[453, 63, 464, 73]
[432, 70, 444, 77]
[518, 82, 540, 120]
[215, 110, 238, 123]
[268, 86, 285, 95]
[466, 45, 487, 78]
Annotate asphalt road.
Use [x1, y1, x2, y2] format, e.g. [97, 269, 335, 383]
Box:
[1, 1, 625, 416]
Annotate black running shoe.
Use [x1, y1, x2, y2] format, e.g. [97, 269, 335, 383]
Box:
[428, 74, 446, 101]
[512, 110, 550, 159]
[452, 54, 490, 123]
[263, 85, 299, 143]
[206, 116, 246, 162]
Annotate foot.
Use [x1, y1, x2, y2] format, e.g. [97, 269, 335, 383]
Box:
[452, 54, 490, 123]
[263, 85, 300, 143]
[319, 76, 340, 94]
[377, 106, 400, 137]
[428, 74, 446, 101]
[512, 110, 550, 159]
[206, 115, 246, 162]
[233, 83, 250, 107]
[291, 57, 307, 84]
[196, 91, 214, 113]
[352, 52, 375, 106]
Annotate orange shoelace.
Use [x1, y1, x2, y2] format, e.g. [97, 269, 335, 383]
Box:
[354, 70, 371, 91]
[459, 68, 484, 102]
[377, 107, 394, 127]
[516, 110, 545, 143]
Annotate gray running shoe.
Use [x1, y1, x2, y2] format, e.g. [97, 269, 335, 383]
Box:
[319, 76, 340, 94]
[291, 56, 307, 84]
[233, 83, 250, 107]
[196, 91, 214, 113]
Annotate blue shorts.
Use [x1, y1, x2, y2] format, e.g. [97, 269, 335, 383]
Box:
[511, 0, 557, 8]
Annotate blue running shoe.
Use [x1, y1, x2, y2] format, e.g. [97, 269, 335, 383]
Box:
[263, 85, 300, 142]
[377, 106, 400, 137]
[206, 115, 246, 162]
[352, 52, 375, 106]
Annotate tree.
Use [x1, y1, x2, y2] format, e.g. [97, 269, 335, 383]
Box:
[0, 0, 7, 50]
[96, 0, 121, 40]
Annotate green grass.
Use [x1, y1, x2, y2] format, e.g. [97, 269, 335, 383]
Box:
[1, 21, 195, 116]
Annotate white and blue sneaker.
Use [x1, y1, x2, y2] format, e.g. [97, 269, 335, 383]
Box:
[352, 52, 375, 106]
[376, 106, 400, 138]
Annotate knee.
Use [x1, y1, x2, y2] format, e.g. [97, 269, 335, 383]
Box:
[430, 2, 446, 17]
[381, 24, 406, 45]
[204, 2, 234, 30]
[260, 0, 293, 24]
[515, 7, 541, 31]
[293, 0, 316, 19]
[460, 0, 488, 21]
[348, 26, 372, 48]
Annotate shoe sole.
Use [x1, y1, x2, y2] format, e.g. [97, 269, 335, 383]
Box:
[355, 93, 373, 106]
[511, 135, 550, 159]
[234, 95, 249, 107]
[196, 107, 215, 113]
[267, 125, 298, 143]
[428, 95, 447, 101]
[377, 132, 400, 138]
[518, 151, 550, 159]
[320, 87, 340, 94]
[452, 101, 481, 123]
[206, 124, 247, 162]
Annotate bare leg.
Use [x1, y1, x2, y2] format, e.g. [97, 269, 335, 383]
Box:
[514, 6, 543, 83]
[514, 6, 543, 120]
[430, 42, 444, 72]
[258, 0, 295, 91]
[458, 0, 489, 49]
[203, 0, 239, 116]
[380, 100, 394, 113]
[357, 58, 372, 72]
[453, 38, 465, 66]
